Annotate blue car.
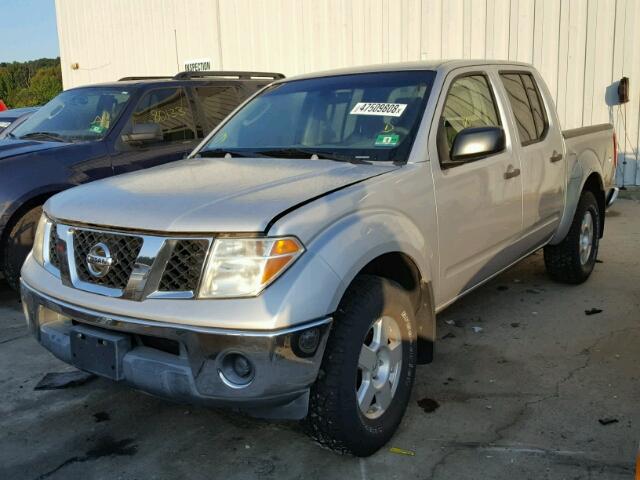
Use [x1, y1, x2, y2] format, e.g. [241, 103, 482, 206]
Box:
[0, 71, 283, 290]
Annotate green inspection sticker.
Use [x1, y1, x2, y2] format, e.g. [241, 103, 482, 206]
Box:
[89, 124, 106, 134]
[375, 133, 399, 146]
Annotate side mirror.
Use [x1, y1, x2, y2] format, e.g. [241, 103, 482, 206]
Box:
[122, 123, 163, 144]
[450, 126, 505, 162]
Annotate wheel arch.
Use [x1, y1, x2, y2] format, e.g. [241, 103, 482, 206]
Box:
[0, 188, 65, 264]
[581, 172, 606, 238]
[2, 190, 61, 239]
[324, 250, 436, 364]
[343, 251, 436, 365]
[550, 168, 605, 245]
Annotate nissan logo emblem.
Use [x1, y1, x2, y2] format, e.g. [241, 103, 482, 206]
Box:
[86, 242, 113, 278]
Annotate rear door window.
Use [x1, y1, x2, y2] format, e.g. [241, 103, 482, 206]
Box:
[193, 85, 243, 134]
[500, 73, 548, 145]
[131, 87, 196, 142]
[521, 74, 547, 138]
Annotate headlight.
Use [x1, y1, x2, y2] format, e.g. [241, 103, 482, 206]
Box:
[32, 214, 50, 267]
[199, 237, 304, 298]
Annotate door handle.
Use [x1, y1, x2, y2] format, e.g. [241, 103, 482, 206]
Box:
[550, 151, 563, 163]
[504, 165, 521, 180]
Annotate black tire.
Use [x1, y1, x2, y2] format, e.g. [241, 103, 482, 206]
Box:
[544, 191, 600, 284]
[304, 275, 417, 456]
[1, 206, 42, 291]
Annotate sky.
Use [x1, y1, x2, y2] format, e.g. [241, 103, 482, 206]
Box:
[0, 0, 59, 62]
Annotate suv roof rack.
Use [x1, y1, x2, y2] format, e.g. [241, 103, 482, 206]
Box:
[119, 76, 173, 81]
[172, 71, 285, 80]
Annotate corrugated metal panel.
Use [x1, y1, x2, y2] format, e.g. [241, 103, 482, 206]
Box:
[55, 0, 640, 184]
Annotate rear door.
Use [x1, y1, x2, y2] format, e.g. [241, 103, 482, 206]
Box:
[111, 86, 200, 174]
[498, 70, 565, 245]
[429, 68, 524, 306]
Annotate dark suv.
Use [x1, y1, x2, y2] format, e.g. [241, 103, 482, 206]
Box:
[0, 71, 283, 290]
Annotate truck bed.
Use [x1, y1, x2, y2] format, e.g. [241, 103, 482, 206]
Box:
[563, 123, 616, 190]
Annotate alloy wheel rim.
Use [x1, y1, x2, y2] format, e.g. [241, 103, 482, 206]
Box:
[579, 210, 594, 265]
[356, 315, 403, 419]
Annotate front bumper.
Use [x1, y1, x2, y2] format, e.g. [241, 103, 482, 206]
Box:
[21, 281, 331, 419]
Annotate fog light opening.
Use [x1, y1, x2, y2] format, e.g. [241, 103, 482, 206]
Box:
[293, 327, 321, 357]
[219, 352, 255, 388]
[233, 355, 252, 378]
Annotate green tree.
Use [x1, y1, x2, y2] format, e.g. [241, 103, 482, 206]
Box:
[0, 58, 62, 108]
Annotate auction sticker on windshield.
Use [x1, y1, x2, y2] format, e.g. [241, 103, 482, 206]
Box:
[350, 102, 407, 117]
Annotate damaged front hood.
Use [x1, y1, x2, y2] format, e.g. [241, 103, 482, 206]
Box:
[46, 157, 396, 233]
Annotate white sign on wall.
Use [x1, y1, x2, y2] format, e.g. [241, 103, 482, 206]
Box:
[183, 58, 212, 72]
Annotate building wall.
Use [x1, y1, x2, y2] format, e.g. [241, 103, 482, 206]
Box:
[56, 0, 640, 184]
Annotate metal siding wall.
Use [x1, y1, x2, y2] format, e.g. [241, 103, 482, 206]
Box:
[56, 0, 640, 183]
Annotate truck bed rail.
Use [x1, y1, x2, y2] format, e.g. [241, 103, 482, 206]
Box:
[563, 123, 612, 139]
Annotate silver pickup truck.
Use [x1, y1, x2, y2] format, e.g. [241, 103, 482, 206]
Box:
[21, 60, 616, 456]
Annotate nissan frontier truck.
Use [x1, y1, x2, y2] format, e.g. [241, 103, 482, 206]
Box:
[21, 61, 617, 456]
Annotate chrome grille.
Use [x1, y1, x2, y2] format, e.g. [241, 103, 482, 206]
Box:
[48, 225, 60, 270]
[158, 240, 209, 292]
[72, 229, 143, 289]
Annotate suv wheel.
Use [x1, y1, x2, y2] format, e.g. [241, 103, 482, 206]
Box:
[305, 275, 417, 456]
[1, 206, 42, 291]
[544, 191, 600, 284]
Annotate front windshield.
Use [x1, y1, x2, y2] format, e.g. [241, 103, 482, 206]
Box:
[199, 71, 436, 162]
[11, 87, 131, 142]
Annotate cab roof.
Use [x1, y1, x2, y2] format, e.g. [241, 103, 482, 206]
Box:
[280, 59, 534, 83]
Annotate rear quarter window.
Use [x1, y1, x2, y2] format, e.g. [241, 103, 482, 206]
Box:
[193, 85, 244, 132]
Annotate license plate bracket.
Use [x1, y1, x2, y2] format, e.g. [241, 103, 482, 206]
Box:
[70, 325, 131, 381]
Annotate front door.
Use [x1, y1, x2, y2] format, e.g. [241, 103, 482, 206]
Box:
[430, 69, 524, 307]
[111, 87, 201, 174]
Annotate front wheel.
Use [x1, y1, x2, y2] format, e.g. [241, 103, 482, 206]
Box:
[544, 191, 600, 284]
[304, 275, 417, 456]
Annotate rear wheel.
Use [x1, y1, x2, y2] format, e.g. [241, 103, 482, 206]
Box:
[304, 275, 417, 456]
[1, 206, 42, 291]
[544, 191, 600, 284]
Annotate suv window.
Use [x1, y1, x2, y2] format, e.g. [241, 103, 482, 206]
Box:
[131, 87, 196, 142]
[193, 86, 243, 133]
[437, 74, 500, 165]
[500, 72, 548, 145]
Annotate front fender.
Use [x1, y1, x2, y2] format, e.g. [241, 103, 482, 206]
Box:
[310, 209, 437, 363]
[308, 208, 433, 312]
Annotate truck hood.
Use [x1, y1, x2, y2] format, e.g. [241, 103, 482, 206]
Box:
[0, 138, 70, 160]
[47, 157, 397, 233]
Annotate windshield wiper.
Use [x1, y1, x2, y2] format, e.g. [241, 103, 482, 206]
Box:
[197, 148, 263, 158]
[258, 148, 372, 164]
[20, 131, 66, 143]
